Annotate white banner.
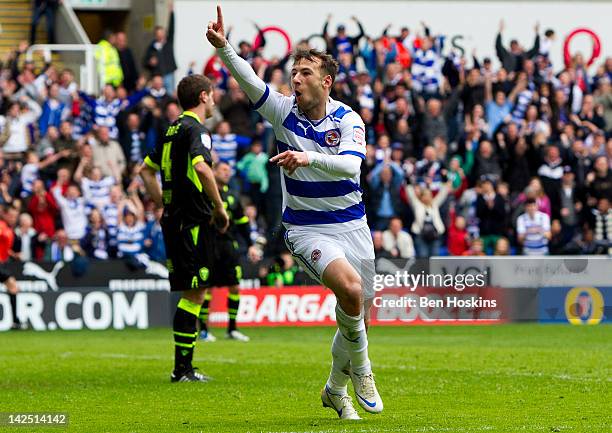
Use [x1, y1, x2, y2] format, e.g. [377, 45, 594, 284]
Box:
[176, 0, 611, 78]
[429, 256, 612, 288]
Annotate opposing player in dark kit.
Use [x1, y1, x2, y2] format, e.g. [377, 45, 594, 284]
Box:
[140, 74, 229, 383]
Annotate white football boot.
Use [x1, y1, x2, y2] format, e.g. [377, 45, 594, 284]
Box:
[321, 386, 361, 420]
[226, 330, 250, 342]
[349, 370, 383, 413]
[199, 330, 217, 342]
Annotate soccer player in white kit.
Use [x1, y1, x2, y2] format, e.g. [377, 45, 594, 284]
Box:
[207, 6, 383, 420]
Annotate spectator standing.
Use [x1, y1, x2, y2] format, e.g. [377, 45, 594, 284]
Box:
[51, 183, 87, 242]
[406, 181, 449, 257]
[495, 20, 540, 73]
[143, 1, 177, 92]
[144, 208, 165, 263]
[81, 208, 109, 260]
[96, 31, 124, 87]
[236, 140, 269, 213]
[517, 197, 551, 255]
[447, 205, 470, 255]
[74, 163, 117, 212]
[116, 186, 146, 260]
[0, 98, 42, 155]
[382, 217, 414, 258]
[38, 83, 68, 136]
[13, 213, 42, 261]
[218, 78, 256, 138]
[101, 185, 123, 258]
[119, 112, 147, 166]
[368, 162, 404, 230]
[589, 198, 612, 255]
[476, 179, 508, 253]
[212, 120, 252, 170]
[27, 180, 58, 239]
[115, 31, 139, 93]
[30, 0, 60, 45]
[90, 126, 126, 180]
[322, 14, 364, 58]
[44, 229, 76, 262]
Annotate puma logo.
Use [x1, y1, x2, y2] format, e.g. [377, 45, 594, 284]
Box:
[296, 121, 310, 135]
[22, 261, 65, 292]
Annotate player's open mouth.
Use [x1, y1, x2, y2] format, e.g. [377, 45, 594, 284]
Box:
[295, 90, 302, 98]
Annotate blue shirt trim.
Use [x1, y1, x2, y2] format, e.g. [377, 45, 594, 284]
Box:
[339, 150, 366, 160]
[284, 175, 362, 198]
[282, 202, 365, 225]
[253, 86, 270, 110]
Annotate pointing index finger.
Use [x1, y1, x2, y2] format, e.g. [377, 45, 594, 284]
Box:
[217, 5, 223, 27]
[270, 151, 288, 162]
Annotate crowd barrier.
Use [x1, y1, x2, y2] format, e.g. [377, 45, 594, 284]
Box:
[0, 257, 609, 331]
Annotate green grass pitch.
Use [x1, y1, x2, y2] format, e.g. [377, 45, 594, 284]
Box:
[1, 324, 611, 433]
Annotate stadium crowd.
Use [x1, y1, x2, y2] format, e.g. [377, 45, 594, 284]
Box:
[0, 10, 611, 284]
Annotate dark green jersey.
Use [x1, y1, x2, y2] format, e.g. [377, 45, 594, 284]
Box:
[219, 184, 250, 244]
[144, 111, 213, 228]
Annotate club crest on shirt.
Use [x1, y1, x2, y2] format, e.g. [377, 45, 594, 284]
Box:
[201, 133, 212, 150]
[324, 130, 341, 147]
[311, 249, 322, 262]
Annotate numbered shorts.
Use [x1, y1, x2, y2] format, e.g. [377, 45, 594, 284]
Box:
[284, 226, 376, 300]
[210, 237, 242, 287]
[162, 220, 216, 291]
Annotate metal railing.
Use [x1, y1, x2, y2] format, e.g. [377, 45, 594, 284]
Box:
[25, 44, 99, 94]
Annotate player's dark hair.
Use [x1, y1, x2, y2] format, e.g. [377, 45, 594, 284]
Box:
[215, 161, 231, 169]
[177, 74, 212, 110]
[291, 49, 339, 84]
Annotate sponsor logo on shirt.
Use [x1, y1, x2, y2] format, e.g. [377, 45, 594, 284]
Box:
[201, 133, 212, 150]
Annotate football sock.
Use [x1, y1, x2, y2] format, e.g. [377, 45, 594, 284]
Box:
[174, 298, 201, 373]
[326, 328, 351, 393]
[335, 304, 371, 375]
[227, 293, 240, 332]
[198, 292, 211, 333]
[9, 293, 17, 324]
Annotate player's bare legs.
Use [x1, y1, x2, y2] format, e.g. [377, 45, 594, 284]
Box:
[322, 258, 383, 415]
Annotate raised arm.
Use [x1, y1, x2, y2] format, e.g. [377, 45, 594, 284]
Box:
[484, 73, 493, 102]
[350, 16, 365, 43]
[207, 6, 266, 103]
[207, 6, 292, 125]
[495, 20, 508, 63]
[167, 1, 175, 44]
[525, 22, 540, 59]
[508, 75, 527, 104]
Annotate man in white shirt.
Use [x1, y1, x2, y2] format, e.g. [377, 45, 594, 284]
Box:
[52, 184, 87, 242]
[382, 217, 415, 258]
[0, 98, 42, 155]
[207, 6, 382, 420]
[517, 198, 551, 255]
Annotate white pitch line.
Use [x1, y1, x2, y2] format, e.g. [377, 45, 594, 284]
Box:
[53, 352, 611, 383]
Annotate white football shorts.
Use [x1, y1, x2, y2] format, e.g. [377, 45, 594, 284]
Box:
[284, 225, 376, 300]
